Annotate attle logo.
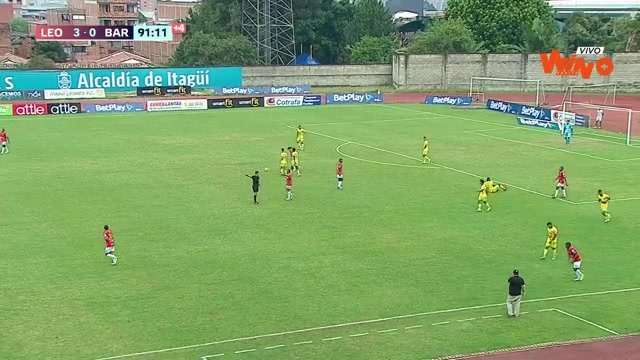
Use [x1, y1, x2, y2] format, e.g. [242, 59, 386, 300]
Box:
[47, 103, 81, 115]
[13, 103, 48, 116]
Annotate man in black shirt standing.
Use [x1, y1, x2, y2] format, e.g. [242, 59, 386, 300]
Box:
[507, 270, 525, 317]
[246, 171, 260, 204]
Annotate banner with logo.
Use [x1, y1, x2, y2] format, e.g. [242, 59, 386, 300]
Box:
[12, 103, 48, 116]
[23, 90, 45, 100]
[486, 99, 551, 120]
[516, 117, 560, 130]
[85, 102, 145, 113]
[0, 67, 242, 92]
[147, 99, 207, 112]
[326, 92, 383, 104]
[136, 86, 191, 97]
[0, 90, 24, 101]
[44, 88, 106, 100]
[302, 95, 321, 106]
[425, 96, 472, 106]
[551, 110, 589, 127]
[47, 103, 82, 115]
[207, 97, 264, 109]
[265, 96, 304, 107]
[212, 85, 311, 96]
[0, 104, 12, 116]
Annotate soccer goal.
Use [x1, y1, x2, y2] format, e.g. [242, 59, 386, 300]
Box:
[563, 83, 617, 105]
[562, 101, 635, 145]
[469, 77, 546, 106]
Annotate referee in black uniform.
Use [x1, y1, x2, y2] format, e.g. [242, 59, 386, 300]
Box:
[246, 171, 260, 204]
[507, 269, 525, 317]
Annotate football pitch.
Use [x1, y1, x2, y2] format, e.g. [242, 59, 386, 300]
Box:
[2, 103, 640, 360]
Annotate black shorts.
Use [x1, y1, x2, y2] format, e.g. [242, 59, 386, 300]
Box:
[252, 186, 259, 193]
[337, 176, 343, 181]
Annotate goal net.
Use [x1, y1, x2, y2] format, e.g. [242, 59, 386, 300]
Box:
[562, 101, 635, 145]
[469, 77, 546, 106]
[562, 83, 617, 106]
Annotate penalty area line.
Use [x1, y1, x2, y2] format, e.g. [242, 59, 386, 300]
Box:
[336, 142, 440, 169]
[93, 287, 640, 360]
[293, 126, 576, 205]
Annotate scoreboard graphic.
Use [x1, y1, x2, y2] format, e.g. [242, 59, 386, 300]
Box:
[35, 24, 186, 41]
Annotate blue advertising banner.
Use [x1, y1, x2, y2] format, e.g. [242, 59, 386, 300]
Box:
[425, 96, 472, 106]
[85, 102, 145, 113]
[516, 117, 560, 131]
[0, 67, 242, 92]
[486, 99, 551, 120]
[212, 85, 311, 96]
[0, 90, 24, 101]
[23, 90, 45, 100]
[326, 92, 383, 104]
[302, 95, 321, 106]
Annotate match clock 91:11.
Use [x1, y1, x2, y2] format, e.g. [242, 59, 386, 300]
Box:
[133, 25, 173, 41]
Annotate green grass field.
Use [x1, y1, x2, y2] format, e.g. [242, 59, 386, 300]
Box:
[2, 104, 640, 360]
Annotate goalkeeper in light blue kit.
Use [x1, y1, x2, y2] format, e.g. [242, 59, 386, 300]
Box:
[563, 122, 574, 144]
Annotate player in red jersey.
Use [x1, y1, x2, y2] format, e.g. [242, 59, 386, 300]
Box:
[553, 166, 568, 199]
[104, 225, 118, 265]
[336, 158, 343, 190]
[285, 169, 293, 200]
[565, 242, 583, 281]
[0, 128, 9, 155]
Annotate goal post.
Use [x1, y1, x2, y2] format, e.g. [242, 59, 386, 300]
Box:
[562, 101, 634, 145]
[563, 83, 617, 105]
[469, 77, 545, 106]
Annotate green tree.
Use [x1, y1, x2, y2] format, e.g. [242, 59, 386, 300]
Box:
[445, 0, 555, 51]
[349, 35, 395, 64]
[524, 18, 564, 53]
[32, 41, 68, 63]
[170, 32, 258, 66]
[407, 19, 481, 54]
[24, 55, 58, 69]
[350, 0, 394, 42]
[185, 0, 242, 36]
[614, 16, 640, 52]
[10, 17, 29, 33]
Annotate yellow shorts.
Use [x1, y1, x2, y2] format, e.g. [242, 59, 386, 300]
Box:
[280, 162, 287, 169]
[545, 239, 557, 249]
[297, 137, 303, 143]
[490, 185, 500, 193]
[601, 205, 609, 212]
[293, 161, 299, 167]
[478, 193, 487, 201]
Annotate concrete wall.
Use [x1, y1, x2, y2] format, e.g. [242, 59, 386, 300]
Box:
[242, 64, 392, 87]
[393, 52, 640, 91]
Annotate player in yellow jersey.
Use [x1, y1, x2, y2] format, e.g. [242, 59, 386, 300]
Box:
[291, 147, 301, 176]
[541, 222, 558, 260]
[476, 179, 491, 211]
[279, 148, 288, 176]
[422, 136, 431, 163]
[597, 190, 611, 222]
[296, 125, 305, 150]
[485, 177, 507, 193]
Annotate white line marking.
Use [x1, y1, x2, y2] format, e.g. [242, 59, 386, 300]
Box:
[294, 126, 576, 204]
[457, 318, 476, 322]
[378, 328, 398, 333]
[520, 312, 529, 315]
[467, 131, 616, 162]
[294, 341, 313, 345]
[201, 354, 224, 359]
[573, 196, 640, 205]
[349, 333, 369, 337]
[432, 321, 451, 326]
[264, 344, 286, 350]
[553, 308, 619, 335]
[336, 142, 440, 169]
[289, 116, 446, 127]
[404, 325, 424, 330]
[482, 315, 502, 319]
[380, 104, 640, 148]
[322, 337, 342, 341]
[94, 287, 640, 359]
[234, 349, 256, 354]
[538, 308, 556, 312]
